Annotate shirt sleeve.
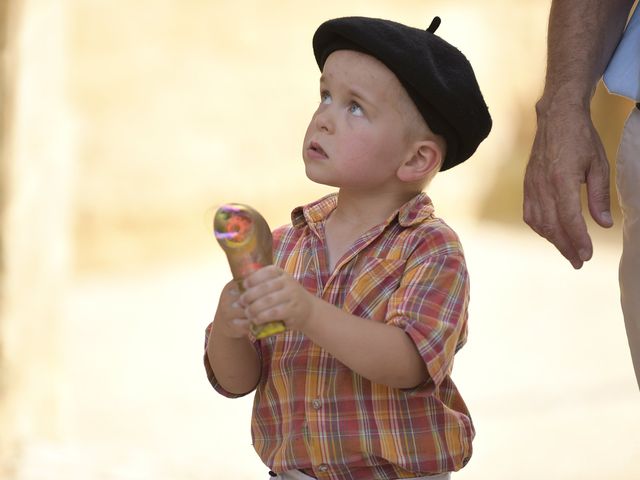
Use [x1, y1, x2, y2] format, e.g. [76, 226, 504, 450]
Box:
[203, 322, 261, 398]
[385, 233, 470, 393]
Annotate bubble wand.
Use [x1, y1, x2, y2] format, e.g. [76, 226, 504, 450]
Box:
[213, 204, 286, 339]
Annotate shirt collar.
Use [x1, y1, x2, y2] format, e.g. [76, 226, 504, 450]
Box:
[291, 192, 435, 229]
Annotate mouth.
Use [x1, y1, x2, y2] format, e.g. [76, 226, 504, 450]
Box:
[308, 141, 328, 158]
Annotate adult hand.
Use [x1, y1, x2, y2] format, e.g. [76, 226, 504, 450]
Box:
[240, 265, 318, 332]
[524, 102, 613, 269]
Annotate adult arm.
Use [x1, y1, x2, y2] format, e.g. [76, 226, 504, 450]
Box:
[524, 0, 634, 268]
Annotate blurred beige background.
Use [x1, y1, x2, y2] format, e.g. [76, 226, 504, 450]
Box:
[0, 0, 638, 479]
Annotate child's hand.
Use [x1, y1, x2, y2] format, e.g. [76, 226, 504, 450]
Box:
[240, 266, 317, 332]
[214, 280, 251, 339]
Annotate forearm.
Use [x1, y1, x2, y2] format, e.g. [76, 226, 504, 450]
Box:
[303, 297, 428, 389]
[539, 0, 634, 108]
[207, 322, 261, 395]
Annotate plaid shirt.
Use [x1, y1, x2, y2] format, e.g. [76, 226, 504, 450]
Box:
[204, 193, 473, 479]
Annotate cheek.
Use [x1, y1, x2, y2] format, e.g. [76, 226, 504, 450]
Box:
[348, 132, 392, 162]
[342, 125, 378, 154]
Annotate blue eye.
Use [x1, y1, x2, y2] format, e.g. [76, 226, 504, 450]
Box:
[320, 91, 332, 104]
[349, 102, 364, 116]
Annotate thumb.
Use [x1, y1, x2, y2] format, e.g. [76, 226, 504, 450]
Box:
[586, 148, 613, 228]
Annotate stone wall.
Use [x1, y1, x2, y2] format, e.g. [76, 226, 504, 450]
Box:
[0, 0, 73, 475]
[0, 0, 18, 472]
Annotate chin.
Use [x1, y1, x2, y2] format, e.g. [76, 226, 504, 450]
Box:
[304, 170, 337, 188]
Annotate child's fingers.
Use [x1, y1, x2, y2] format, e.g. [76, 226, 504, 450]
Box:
[226, 318, 251, 338]
[243, 294, 286, 322]
[247, 302, 287, 325]
[239, 280, 289, 319]
[240, 275, 285, 308]
[232, 318, 251, 330]
[220, 280, 241, 299]
[242, 265, 284, 289]
[229, 300, 246, 319]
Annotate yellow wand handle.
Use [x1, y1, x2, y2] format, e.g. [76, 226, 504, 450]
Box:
[213, 203, 286, 339]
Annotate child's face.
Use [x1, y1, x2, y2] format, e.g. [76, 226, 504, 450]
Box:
[302, 50, 420, 191]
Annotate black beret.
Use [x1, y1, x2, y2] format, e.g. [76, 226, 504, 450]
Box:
[313, 16, 492, 171]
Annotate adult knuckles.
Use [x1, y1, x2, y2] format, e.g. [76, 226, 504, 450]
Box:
[538, 223, 557, 240]
[549, 168, 574, 190]
[524, 215, 556, 240]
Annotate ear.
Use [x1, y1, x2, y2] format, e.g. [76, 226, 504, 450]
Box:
[396, 140, 443, 183]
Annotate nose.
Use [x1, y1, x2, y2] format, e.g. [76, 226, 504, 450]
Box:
[314, 107, 333, 133]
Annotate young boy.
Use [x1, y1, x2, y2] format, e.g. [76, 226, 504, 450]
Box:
[204, 16, 491, 480]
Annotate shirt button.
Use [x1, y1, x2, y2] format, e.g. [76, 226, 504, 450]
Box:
[318, 463, 329, 472]
[311, 398, 322, 410]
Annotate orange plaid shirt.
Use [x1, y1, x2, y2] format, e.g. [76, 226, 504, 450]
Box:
[204, 193, 473, 479]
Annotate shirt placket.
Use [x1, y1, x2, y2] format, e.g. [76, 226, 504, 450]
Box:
[304, 222, 390, 479]
[301, 225, 332, 474]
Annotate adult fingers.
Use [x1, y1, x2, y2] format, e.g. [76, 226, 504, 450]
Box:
[530, 200, 586, 269]
[550, 171, 592, 266]
[524, 163, 586, 268]
[586, 140, 613, 228]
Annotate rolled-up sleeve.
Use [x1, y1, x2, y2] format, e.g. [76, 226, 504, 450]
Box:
[386, 239, 469, 392]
